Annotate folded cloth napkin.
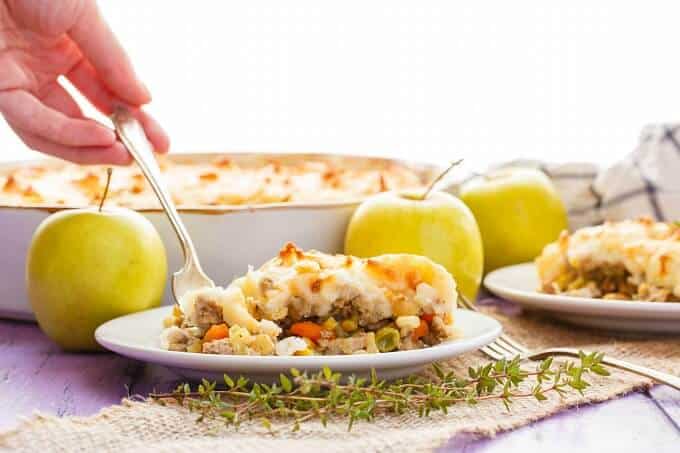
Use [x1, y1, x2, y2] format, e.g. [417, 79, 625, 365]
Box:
[486, 124, 680, 230]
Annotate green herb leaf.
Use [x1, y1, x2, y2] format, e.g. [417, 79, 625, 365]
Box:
[280, 374, 293, 392]
[149, 353, 610, 432]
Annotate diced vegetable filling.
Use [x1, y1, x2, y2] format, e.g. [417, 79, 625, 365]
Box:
[161, 298, 455, 356]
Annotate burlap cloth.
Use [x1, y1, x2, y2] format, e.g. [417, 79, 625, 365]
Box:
[2, 303, 679, 453]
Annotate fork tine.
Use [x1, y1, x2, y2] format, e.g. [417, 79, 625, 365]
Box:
[493, 337, 524, 357]
[457, 293, 477, 311]
[485, 341, 516, 359]
[480, 345, 505, 361]
[498, 334, 529, 354]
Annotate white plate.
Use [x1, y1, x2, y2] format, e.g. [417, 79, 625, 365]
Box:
[484, 263, 680, 334]
[95, 306, 502, 382]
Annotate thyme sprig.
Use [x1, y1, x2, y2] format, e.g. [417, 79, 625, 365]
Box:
[149, 351, 609, 432]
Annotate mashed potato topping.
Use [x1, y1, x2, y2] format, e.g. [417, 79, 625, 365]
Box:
[0, 156, 425, 208]
[161, 243, 460, 356]
[536, 217, 680, 302]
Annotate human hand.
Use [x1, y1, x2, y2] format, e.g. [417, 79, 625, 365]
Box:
[0, 0, 169, 165]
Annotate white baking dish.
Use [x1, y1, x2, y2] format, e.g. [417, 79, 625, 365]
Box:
[0, 153, 438, 321]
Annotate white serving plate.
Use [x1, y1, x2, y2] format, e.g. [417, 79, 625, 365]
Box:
[95, 306, 502, 382]
[0, 152, 439, 321]
[484, 263, 680, 334]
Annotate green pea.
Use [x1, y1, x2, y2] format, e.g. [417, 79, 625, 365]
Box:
[375, 327, 401, 352]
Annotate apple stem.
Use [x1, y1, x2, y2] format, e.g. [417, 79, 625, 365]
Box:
[419, 159, 464, 200]
[99, 168, 113, 212]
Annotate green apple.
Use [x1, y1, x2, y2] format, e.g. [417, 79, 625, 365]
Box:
[26, 207, 167, 351]
[459, 167, 568, 273]
[344, 191, 484, 300]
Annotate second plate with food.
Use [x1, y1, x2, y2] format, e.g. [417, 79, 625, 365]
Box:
[95, 306, 501, 382]
[485, 263, 680, 334]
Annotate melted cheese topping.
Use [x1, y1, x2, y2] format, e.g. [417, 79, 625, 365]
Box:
[0, 156, 425, 208]
[180, 243, 457, 334]
[536, 218, 680, 297]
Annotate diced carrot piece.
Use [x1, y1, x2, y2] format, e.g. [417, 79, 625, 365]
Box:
[203, 324, 229, 342]
[421, 313, 435, 323]
[290, 321, 323, 341]
[412, 319, 429, 341]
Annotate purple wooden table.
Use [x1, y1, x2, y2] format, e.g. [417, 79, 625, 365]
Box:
[1, 302, 678, 452]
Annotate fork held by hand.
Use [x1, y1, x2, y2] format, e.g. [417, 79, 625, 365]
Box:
[458, 294, 680, 391]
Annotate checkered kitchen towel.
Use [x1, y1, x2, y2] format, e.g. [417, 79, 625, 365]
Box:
[492, 124, 680, 230]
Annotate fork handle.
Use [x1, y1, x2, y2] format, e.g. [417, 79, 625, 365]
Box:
[533, 348, 680, 391]
[599, 355, 680, 390]
[111, 107, 200, 271]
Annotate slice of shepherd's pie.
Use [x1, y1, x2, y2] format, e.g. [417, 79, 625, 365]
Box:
[160, 243, 460, 356]
[536, 217, 680, 302]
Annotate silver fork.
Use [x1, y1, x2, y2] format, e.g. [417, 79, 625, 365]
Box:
[111, 107, 215, 302]
[458, 294, 680, 390]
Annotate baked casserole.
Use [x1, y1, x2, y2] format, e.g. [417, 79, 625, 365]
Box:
[0, 155, 425, 208]
[161, 243, 460, 356]
[536, 217, 680, 302]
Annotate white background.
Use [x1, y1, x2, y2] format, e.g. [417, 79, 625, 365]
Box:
[1, 1, 679, 171]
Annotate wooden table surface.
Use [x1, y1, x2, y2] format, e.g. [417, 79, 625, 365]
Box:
[1, 301, 678, 452]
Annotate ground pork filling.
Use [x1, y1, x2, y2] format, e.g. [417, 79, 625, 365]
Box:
[161, 297, 456, 356]
[542, 265, 678, 302]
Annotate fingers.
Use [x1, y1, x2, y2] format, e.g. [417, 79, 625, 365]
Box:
[0, 86, 133, 165]
[38, 81, 83, 118]
[134, 108, 170, 154]
[5, 0, 86, 36]
[67, 59, 170, 154]
[0, 89, 115, 147]
[68, 0, 151, 106]
[13, 127, 133, 166]
[66, 59, 115, 113]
